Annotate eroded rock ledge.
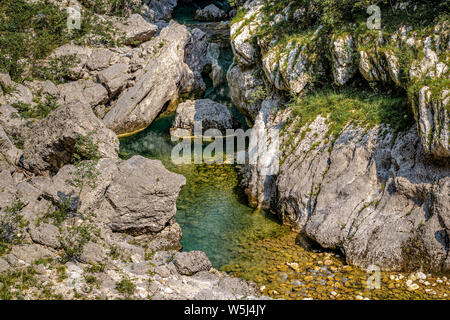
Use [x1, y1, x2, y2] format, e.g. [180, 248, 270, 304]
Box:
[230, 0, 449, 273]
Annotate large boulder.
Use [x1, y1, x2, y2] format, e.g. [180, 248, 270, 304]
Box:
[227, 63, 265, 123]
[104, 156, 186, 234]
[104, 21, 205, 135]
[173, 251, 212, 275]
[0, 125, 22, 165]
[195, 4, 227, 22]
[22, 103, 119, 175]
[117, 14, 158, 46]
[229, 2, 263, 66]
[415, 86, 449, 158]
[173, 99, 233, 134]
[57, 79, 109, 107]
[252, 108, 450, 272]
[96, 63, 130, 97]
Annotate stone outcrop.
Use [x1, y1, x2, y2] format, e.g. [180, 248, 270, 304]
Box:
[172, 99, 233, 134]
[195, 4, 227, 22]
[117, 14, 158, 46]
[104, 21, 210, 135]
[173, 251, 212, 275]
[230, 0, 450, 273]
[22, 102, 119, 175]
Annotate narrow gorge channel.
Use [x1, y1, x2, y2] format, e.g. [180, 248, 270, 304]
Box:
[118, 1, 447, 300]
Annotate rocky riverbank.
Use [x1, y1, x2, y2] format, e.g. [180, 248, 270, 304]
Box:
[0, 0, 263, 300]
[228, 0, 449, 273]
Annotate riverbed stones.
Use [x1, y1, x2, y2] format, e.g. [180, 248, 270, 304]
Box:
[173, 251, 212, 276]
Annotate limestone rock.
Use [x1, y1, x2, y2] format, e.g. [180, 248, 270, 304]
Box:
[79, 242, 107, 264]
[0, 125, 22, 165]
[173, 99, 233, 133]
[86, 48, 115, 71]
[104, 156, 186, 234]
[104, 21, 201, 135]
[22, 103, 119, 175]
[117, 14, 158, 46]
[331, 34, 357, 86]
[28, 223, 61, 249]
[230, 2, 263, 66]
[195, 4, 227, 22]
[173, 251, 212, 276]
[416, 86, 449, 158]
[227, 63, 265, 123]
[10, 244, 56, 264]
[58, 79, 109, 107]
[96, 63, 130, 97]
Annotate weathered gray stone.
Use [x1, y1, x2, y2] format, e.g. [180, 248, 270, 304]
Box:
[97, 64, 130, 97]
[86, 48, 115, 71]
[173, 251, 212, 276]
[104, 21, 200, 135]
[117, 14, 158, 46]
[173, 99, 233, 133]
[10, 244, 56, 264]
[28, 223, 61, 249]
[0, 125, 22, 165]
[58, 79, 109, 107]
[79, 242, 107, 264]
[22, 102, 119, 175]
[195, 4, 227, 22]
[104, 156, 186, 234]
[227, 63, 265, 123]
[0, 257, 10, 273]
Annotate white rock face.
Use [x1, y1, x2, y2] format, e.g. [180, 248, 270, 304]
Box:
[104, 21, 208, 135]
[230, 2, 264, 66]
[331, 34, 357, 86]
[117, 14, 158, 46]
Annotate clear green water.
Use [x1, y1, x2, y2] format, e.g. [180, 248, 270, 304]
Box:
[119, 115, 290, 268]
[118, 2, 289, 269]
